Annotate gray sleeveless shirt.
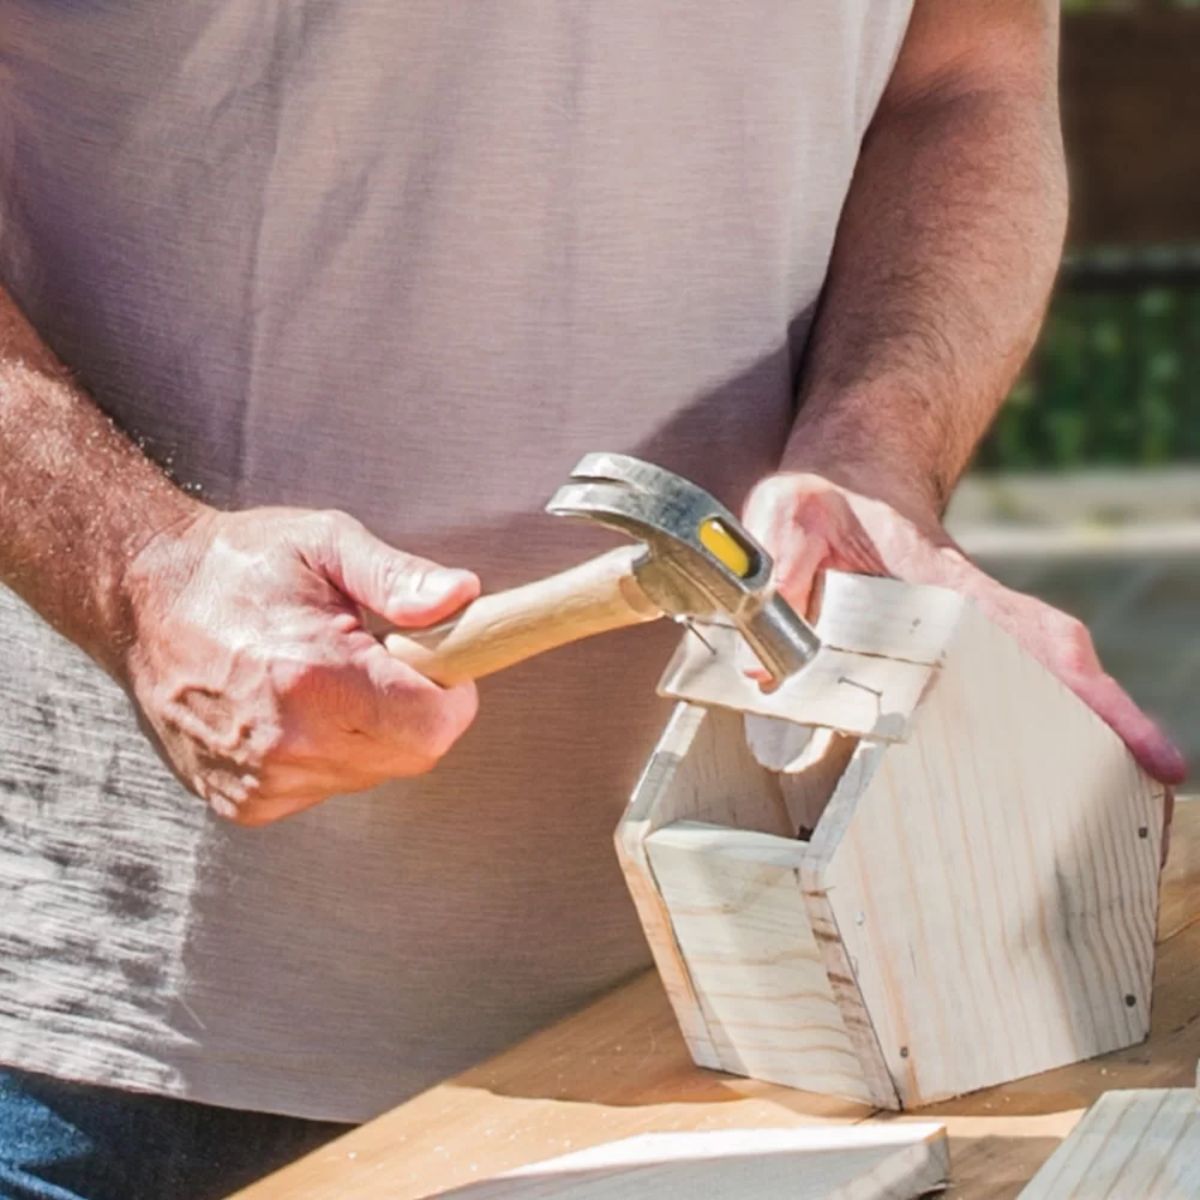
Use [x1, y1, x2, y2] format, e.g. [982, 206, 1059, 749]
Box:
[0, 2, 912, 1119]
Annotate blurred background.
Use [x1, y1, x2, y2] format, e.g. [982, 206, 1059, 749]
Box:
[945, 0, 1200, 773]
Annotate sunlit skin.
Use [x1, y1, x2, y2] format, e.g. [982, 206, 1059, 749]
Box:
[0, 0, 1183, 831]
[122, 507, 481, 826]
[741, 0, 1184, 828]
[744, 474, 1185, 789]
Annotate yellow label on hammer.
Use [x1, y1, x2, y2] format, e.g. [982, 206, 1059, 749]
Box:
[698, 517, 753, 578]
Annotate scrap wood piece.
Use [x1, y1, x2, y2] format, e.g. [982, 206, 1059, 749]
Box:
[439, 1124, 949, 1199]
[660, 625, 934, 742]
[1018, 1088, 1200, 1198]
[813, 571, 966, 665]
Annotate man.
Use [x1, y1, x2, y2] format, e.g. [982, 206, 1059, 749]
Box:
[0, 2, 1184, 1197]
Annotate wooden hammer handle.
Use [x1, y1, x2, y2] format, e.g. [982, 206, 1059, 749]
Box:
[383, 545, 661, 686]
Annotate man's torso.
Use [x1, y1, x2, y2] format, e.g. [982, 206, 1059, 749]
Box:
[0, 0, 911, 1119]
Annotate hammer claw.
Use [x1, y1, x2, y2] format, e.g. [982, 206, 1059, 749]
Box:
[388, 453, 820, 687]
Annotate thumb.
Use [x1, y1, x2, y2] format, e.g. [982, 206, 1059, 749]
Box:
[308, 514, 480, 628]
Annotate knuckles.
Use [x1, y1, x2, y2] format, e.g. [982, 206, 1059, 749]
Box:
[190, 668, 474, 827]
[133, 504, 479, 826]
[1042, 611, 1100, 679]
[307, 508, 362, 540]
[414, 689, 478, 762]
[267, 652, 332, 704]
[746, 474, 857, 544]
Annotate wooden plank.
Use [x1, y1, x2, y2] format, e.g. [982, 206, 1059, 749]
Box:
[228, 802, 1200, 1200]
[1017, 1088, 1200, 1198]
[614, 704, 792, 1071]
[660, 570, 965, 748]
[644, 821, 873, 1104]
[454, 1126, 949, 1199]
[814, 572, 965, 666]
[659, 627, 934, 742]
[775, 730, 859, 837]
[808, 602, 1164, 1108]
[623, 704, 791, 841]
[649, 576, 1164, 1111]
[1158, 799, 1200, 943]
[789, 739, 900, 1110]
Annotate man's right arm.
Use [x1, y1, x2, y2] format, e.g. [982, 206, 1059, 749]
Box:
[0, 285, 481, 825]
[0, 286, 203, 673]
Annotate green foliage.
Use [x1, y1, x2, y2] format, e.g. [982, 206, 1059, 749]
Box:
[976, 253, 1200, 472]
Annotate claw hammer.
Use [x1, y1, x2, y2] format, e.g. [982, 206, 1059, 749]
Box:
[385, 452, 821, 686]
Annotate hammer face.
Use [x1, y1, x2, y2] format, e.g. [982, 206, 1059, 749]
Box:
[547, 453, 820, 683]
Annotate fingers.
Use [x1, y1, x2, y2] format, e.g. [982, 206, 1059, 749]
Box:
[743, 474, 889, 615]
[201, 655, 478, 828]
[1064, 669, 1187, 786]
[963, 574, 1187, 787]
[302, 511, 480, 627]
[217, 791, 328, 829]
[130, 506, 486, 828]
[173, 628, 478, 828]
[355, 640, 479, 758]
[744, 473, 1188, 789]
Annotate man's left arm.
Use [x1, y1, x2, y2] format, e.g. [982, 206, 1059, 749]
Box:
[747, 0, 1185, 783]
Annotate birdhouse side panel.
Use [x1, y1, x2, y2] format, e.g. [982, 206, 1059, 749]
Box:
[811, 603, 1163, 1107]
[616, 703, 796, 1070]
[645, 821, 877, 1104]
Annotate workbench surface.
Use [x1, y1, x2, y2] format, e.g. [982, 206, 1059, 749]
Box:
[233, 799, 1200, 1200]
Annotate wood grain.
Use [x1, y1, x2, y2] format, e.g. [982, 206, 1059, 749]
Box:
[614, 703, 793, 1069]
[648, 573, 1162, 1108]
[228, 804, 1200, 1200]
[645, 821, 872, 1103]
[444, 1126, 949, 1199]
[1017, 1088, 1200, 1198]
[385, 546, 658, 685]
[809, 600, 1163, 1108]
[660, 626, 934, 743]
[812, 573, 965, 665]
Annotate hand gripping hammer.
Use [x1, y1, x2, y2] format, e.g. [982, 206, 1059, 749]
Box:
[385, 452, 821, 686]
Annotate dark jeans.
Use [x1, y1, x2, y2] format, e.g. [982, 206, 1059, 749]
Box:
[0, 1068, 351, 1200]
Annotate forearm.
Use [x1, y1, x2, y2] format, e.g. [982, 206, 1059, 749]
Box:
[0, 287, 203, 675]
[785, 3, 1067, 524]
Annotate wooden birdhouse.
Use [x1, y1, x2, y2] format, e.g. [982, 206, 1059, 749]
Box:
[616, 572, 1166, 1110]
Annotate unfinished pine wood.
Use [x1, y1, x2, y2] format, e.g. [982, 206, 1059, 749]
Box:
[634, 573, 1164, 1109]
[614, 703, 791, 1070]
[739, 571, 966, 775]
[213, 804, 1200, 1200]
[806, 598, 1165, 1108]
[775, 730, 860, 836]
[450, 1125, 949, 1199]
[1018, 1088, 1200, 1198]
[813, 572, 965, 665]
[644, 821, 873, 1103]
[660, 626, 934, 742]
[385, 545, 658, 685]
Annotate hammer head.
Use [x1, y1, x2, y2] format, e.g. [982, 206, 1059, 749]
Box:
[547, 452, 820, 685]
